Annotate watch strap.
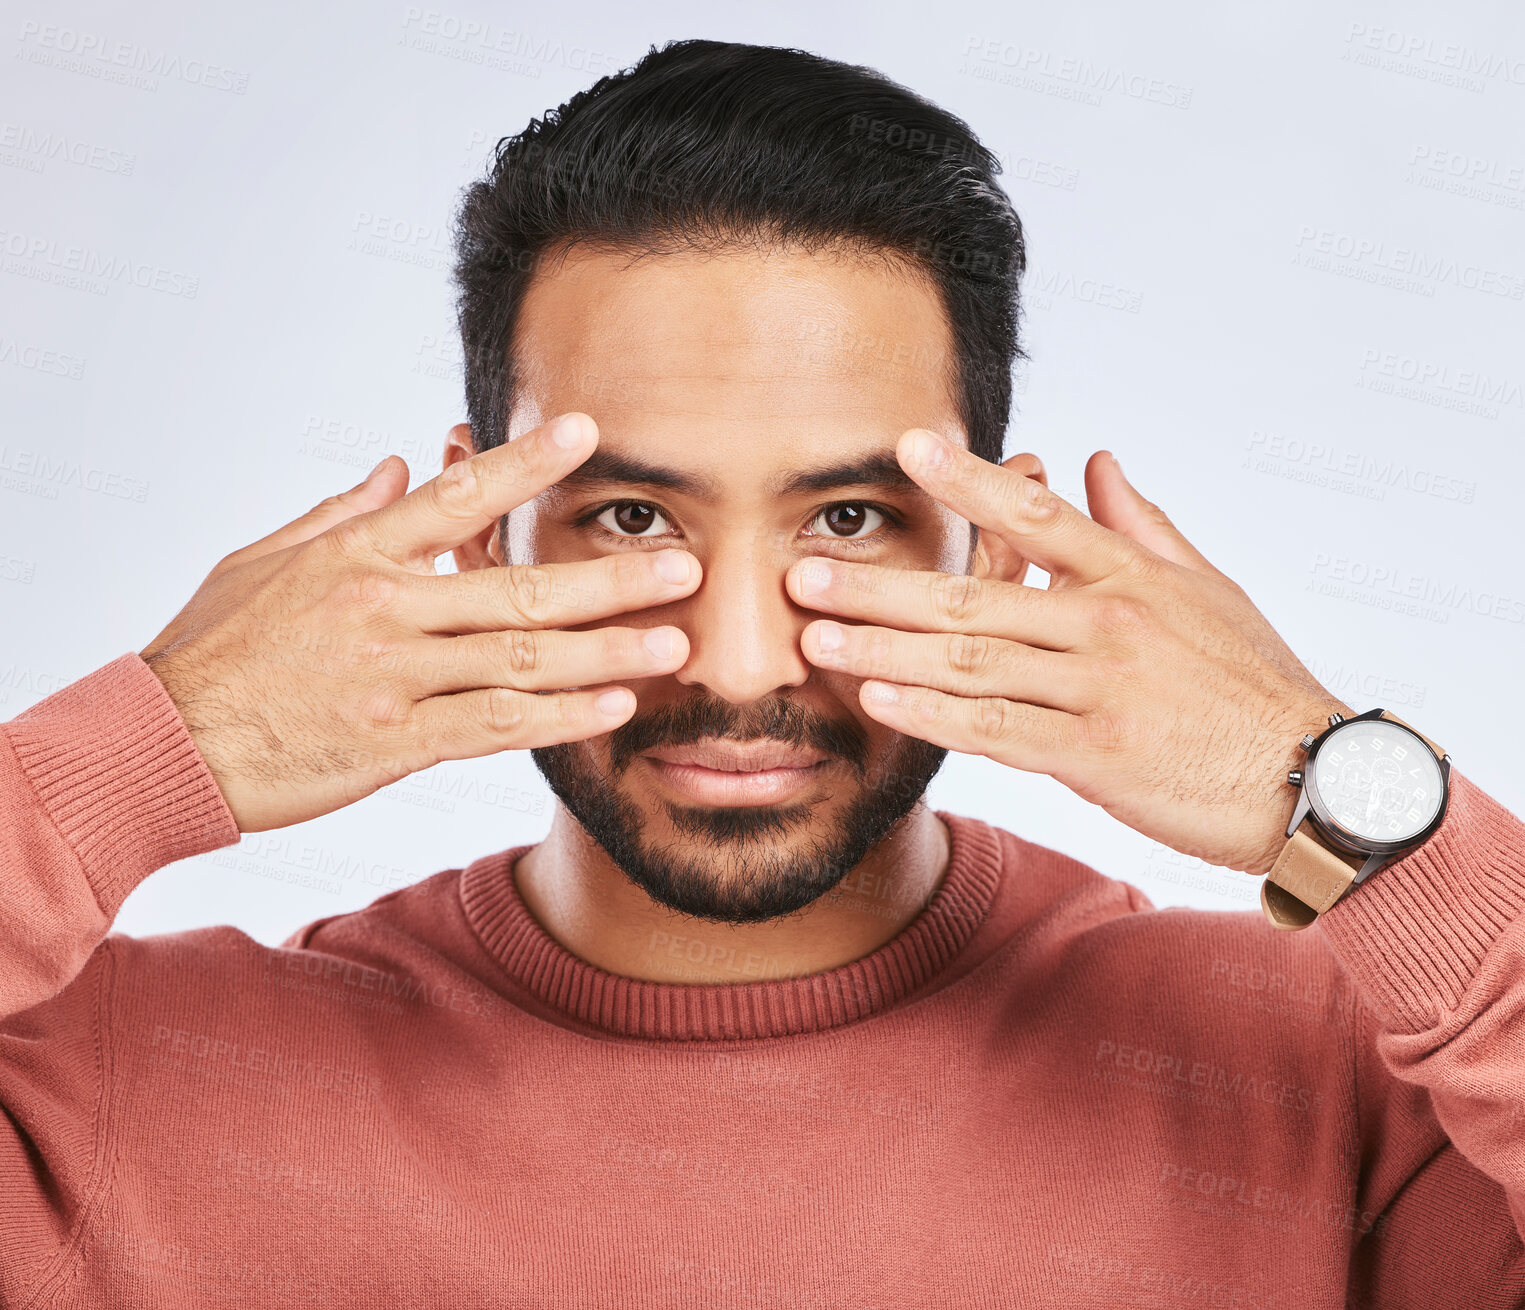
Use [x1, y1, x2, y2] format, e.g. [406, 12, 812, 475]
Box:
[1260, 828, 1365, 930]
[1260, 710, 1447, 932]
[1379, 710, 1444, 761]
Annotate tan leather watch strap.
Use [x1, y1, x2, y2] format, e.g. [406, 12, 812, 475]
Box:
[1260, 829, 1365, 930]
[1380, 710, 1444, 761]
[1260, 711, 1447, 932]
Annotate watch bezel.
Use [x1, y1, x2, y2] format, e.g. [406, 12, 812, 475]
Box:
[1301, 707, 1451, 855]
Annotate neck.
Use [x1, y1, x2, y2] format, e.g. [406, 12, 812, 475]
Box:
[512, 802, 951, 984]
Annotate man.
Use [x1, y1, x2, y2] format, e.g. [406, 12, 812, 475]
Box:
[2, 37, 1521, 1308]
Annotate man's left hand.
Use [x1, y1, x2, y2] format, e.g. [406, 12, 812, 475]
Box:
[786, 429, 1354, 878]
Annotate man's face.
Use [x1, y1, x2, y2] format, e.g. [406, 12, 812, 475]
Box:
[467, 242, 977, 925]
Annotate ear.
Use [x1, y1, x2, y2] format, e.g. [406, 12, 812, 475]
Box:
[970, 452, 1046, 585]
[443, 424, 506, 572]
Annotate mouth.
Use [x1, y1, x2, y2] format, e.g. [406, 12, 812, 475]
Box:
[641, 738, 831, 807]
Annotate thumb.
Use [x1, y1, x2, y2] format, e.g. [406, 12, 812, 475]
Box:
[241, 455, 412, 562]
[1083, 451, 1218, 575]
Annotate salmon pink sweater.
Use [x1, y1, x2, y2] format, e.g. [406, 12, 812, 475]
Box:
[2, 653, 1524, 1308]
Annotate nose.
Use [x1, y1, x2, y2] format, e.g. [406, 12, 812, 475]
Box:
[670, 533, 813, 704]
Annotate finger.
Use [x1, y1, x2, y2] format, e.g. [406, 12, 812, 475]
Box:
[403, 624, 690, 696]
[412, 683, 636, 763]
[1083, 451, 1219, 575]
[899, 429, 1137, 586]
[342, 412, 598, 567]
[228, 456, 412, 566]
[786, 559, 1088, 651]
[973, 452, 1046, 582]
[409, 548, 700, 635]
[855, 679, 1078, 775]
[801, 620, 1097, 715]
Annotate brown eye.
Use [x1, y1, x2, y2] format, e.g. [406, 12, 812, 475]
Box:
[810, 503, 886, 539]
[593, 502, 671, 538]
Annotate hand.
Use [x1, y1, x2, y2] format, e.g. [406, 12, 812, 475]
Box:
[140, 413, 700, 833]
[786, 431, 1352, 877]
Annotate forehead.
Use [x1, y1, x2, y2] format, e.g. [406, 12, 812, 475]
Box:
[505, 242, 964, 481]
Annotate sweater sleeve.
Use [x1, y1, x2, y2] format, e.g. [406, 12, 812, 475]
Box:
[0, 652, 240, 1019]
[1313, 769, 1525, 1305]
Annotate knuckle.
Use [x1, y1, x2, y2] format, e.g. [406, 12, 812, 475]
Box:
[435, 455, 483, 507]
[1096, 652, 1136, 688]
[323, 517, 373, 563]
[509, 563, 556, 624]
[500, 627, 542, 677]
[355, 684, 413, 733]
[946, 632, 994, 679]
[1013, 477, 1058, 523]
[484, 687, 528, 736]
[1092, 593, 1149, 638]
[338, 569, 403, 621]
[976, 696, 1013, 739]
[1078, 709, 1131, 754]
[931, 573, 983, 627]
[1124, 548, 1168, 585]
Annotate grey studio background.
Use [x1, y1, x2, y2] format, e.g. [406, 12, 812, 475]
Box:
[2, 0, 1521, 946]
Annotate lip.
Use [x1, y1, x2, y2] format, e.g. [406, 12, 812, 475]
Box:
[641, 739, 831, 807]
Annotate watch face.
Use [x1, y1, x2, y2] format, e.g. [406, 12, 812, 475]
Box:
[1309, 719, 1444, 844]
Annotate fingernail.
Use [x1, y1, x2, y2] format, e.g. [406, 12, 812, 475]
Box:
[643, 628, 676, 660]
[550, 413, 590, 449]
[797, 559, 832, 598]
[908, 431, 950, 471]
[814, 621, 844, 653]
[655, 550, 691, 585]
[866, 682, 900, 705]
[365, 456, 390, 480]
[596, 688, 632, 717]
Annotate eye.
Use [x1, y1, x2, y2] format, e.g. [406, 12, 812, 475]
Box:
[591, 501, 674, 539]
[807, 503, 888, 540]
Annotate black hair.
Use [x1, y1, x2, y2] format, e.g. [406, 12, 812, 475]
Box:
[452, 38, 1026, 468]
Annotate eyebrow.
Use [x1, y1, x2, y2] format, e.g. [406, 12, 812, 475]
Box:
[554, 448, 924, 499]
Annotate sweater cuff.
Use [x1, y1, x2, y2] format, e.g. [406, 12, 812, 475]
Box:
[4, 653, 241, 919]
[1317, 770, 1525, 1034]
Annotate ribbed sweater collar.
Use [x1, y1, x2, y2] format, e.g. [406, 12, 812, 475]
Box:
[458, 810, 1002, 1042]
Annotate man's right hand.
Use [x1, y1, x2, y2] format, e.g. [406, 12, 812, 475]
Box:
[139, 412, 698, 833]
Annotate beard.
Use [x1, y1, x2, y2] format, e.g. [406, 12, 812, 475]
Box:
[530, 690, 947, 925]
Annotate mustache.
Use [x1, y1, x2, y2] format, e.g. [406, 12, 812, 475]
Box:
[605, 693, 869, 777]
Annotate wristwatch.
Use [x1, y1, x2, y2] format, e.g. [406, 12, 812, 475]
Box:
[1261, 708, 1451, 931]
